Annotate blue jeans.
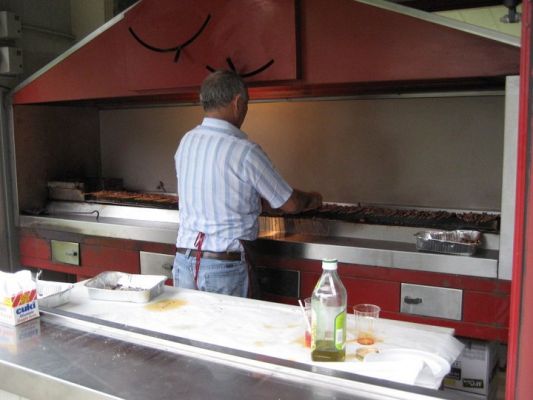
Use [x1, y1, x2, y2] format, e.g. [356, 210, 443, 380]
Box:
[172, 252, 249, 298]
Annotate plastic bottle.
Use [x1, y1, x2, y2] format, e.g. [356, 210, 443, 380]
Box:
[311, 258, 347, 362]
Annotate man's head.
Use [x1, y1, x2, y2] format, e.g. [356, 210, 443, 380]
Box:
[200, 70, 249, 128]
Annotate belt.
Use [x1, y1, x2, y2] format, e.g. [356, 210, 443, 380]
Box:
[176, 247, 241, 261]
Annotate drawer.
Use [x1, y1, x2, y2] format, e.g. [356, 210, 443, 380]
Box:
[401, 283, 462, 320]
[139, 251, 174, 279]
[51, 240, 80, 266]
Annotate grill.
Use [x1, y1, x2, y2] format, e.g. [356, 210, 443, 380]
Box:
[298, 204, 499, 233]
[85, 190, 179, 209]
[70, 190, 500, 233]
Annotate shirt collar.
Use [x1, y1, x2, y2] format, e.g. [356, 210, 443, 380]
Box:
[201, 117, 248, 139]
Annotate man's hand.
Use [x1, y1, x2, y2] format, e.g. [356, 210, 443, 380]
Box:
[278, 189, 323, 214]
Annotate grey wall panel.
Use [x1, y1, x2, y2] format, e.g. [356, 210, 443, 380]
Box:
[100, 95, 504, 210]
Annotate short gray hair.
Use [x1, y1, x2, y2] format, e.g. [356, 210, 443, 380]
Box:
[199, 70, 248, 111]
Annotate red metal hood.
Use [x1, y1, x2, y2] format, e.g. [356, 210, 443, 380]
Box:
[11, 0, 521, 105]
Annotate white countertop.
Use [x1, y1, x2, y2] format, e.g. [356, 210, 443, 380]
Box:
[57, 283, 463, 390]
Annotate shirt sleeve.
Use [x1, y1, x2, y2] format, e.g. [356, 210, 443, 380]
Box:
[243, 144, 293, 209]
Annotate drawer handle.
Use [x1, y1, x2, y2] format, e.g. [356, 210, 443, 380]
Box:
[162, 263, 173, 271]
[404, 296, 423, 305]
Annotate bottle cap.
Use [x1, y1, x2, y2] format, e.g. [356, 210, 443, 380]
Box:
[322, 258, 338, 270]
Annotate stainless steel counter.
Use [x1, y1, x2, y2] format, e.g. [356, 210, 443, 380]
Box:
[0, 289, 474, 400]
[18, 201, 500, 278]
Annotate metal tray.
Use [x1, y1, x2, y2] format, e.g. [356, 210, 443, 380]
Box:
[84, 271, 166, 303]
[37, 281, 74, 308]
[414, 230, 481, 256]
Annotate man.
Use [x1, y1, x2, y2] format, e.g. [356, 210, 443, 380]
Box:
[173, 70, 322, 297]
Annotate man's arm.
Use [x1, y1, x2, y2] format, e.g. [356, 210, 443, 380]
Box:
[262, 189, 322, 215]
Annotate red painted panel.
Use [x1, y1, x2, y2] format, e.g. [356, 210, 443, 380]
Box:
[389, 312, 508, 342]
[13, 22, 129, 104]
[19, 256, 80, 275]
[139, 242, 176, 255]
[12, 0, 296, 104]
[81, 244, 140, 273]
[12, 0, 520, 105]
[301, 0, 519, 84]
[463, 291, 509, 326]
[83, 236, 139, 250]
[267, 261, 400, 312]
[19, 235, 50, 260]
[299, 271, 321, 299]
[342, 276, 400, 312]
[257, 254, 509, 341]
[124, 0, 297, 90]
[257, 254, 510, 293]
[508, 2, 533, 398]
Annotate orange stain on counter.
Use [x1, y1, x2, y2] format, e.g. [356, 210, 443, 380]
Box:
[145, 299, 188, 311]
[292, 336, 308, 347]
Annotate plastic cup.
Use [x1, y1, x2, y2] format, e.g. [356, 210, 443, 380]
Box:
[353, 304, 380, 345]
[304, 297, 312, 347]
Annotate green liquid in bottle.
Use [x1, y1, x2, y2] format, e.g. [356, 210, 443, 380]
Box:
[311, 340, 346, 362]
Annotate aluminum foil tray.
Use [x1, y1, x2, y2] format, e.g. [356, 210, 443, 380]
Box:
[414, 230, 481, 256]
[37, 281, 74, 308]
[85, 271, 166, 303]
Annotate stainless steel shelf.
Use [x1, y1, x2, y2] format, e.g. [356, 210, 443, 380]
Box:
[18, 202, 499, 278]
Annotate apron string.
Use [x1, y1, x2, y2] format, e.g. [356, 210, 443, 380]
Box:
[194, 232, 205, 289]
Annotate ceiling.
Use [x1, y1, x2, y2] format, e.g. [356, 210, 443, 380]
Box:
[386, 1, 514, 12]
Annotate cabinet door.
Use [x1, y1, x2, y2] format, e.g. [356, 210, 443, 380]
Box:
[124, 0, 297, 91]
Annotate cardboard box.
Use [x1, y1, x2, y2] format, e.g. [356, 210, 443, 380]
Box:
[443, 338, 499, 399]
[0, 288, 40, 326]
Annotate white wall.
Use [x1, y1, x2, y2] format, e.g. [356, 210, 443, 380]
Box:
[100, 94, 504, 211]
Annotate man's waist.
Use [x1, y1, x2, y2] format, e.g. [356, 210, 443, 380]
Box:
[175, 247, 242, 261]
[177, 229, 257, 252]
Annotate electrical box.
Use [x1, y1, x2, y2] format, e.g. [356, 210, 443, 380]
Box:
[0, 46, 22, 75]
[0, 11, 21, 39]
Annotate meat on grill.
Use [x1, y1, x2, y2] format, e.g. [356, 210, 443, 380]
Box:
[82, 191, 499, 232]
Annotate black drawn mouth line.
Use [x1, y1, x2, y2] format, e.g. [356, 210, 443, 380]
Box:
[207, 57, 275, 78]
[128, 14, 211, 62]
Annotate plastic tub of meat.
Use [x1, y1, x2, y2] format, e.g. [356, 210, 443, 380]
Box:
[84, 271, 166, 303]
[414, 230, 481, 256]
[37, 281, 74, 308]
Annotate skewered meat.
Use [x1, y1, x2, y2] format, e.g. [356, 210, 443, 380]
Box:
[85, 190, 178, 208]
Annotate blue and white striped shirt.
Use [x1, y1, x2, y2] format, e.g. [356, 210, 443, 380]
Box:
[175, 117, 293, 252]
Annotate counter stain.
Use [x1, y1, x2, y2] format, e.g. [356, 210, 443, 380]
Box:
[145, 299, 188, 311]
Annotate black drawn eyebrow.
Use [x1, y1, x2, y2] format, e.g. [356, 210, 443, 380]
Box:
[206, 57, 275, 78]
[128, 14, 211, 62]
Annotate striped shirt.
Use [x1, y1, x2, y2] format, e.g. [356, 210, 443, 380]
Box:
[175, 117, 293, 252]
